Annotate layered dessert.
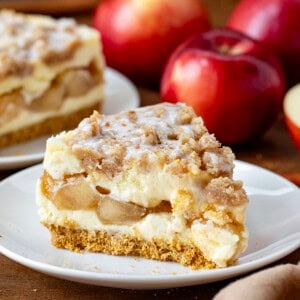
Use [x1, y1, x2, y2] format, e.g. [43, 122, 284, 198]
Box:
[37, 103, 249, 269]
[0, 10, 104, 148]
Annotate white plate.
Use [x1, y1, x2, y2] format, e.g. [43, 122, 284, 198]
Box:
[0, 68, 140, 170]
[0, 161, 299, 289]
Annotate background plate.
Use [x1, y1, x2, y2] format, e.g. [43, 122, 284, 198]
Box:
[0, 68, 140, 170]
[0, 161, 299, 289]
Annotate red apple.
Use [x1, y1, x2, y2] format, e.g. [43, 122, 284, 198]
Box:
[227, 0, 300, 87]
[92, 0, 210, 87]
[161, 28, 285, 145]
[284, 84, 300, 149]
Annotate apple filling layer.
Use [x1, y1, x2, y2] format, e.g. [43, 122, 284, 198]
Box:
[0, 63, 102, 127]
[41, 171, 173, 224]
[40, 170, 244, 229]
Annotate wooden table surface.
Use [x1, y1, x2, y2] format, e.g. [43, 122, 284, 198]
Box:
[0, 1, 300, 299]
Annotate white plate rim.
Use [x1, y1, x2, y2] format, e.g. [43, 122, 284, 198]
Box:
[0, 67, 140, 169]
[0, 160, 299, 289]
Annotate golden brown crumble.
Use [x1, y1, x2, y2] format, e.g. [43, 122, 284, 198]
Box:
[96, 186, 111, 195]
[0, 10, 96, 79]
[204, 177, 248, 206]
[172, 189, 195, 213]
[127, 110, 138, 123]
[41, 39, 80, 64]
[202, 147, 234, 177]
[175, 105, 194, 125]
[154, 107, 165, 117]
[0, 53, 32, 79]
[198, 133, 221, 151]
[142, 125, 161, 145]
[72, 146, 104, 170]
[66, 103, 236, 180]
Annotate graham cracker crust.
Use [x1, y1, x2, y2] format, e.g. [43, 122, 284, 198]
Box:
[0, 102, 102, 148]
[45, 223, 217, 270]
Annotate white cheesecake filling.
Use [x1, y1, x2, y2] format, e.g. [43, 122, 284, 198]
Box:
[192, 221, 239, 267]
[45, 157, 205, 209]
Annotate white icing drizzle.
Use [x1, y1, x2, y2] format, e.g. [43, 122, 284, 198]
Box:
[0, 10, 95, 70]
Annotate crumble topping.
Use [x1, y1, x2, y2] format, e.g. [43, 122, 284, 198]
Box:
[67, 103, 235, 178]
[0, 10, 94, 79]
[204, 177, 248, 206]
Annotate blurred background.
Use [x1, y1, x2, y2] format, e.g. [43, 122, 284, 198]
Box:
[0, 0, 240, 25]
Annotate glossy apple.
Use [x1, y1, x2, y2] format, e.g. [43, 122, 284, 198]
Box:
[92, 0, 210, 87]
[227, 0, 300, 87]
[283, 84, 300, 149]
[161, 28, 285, 145]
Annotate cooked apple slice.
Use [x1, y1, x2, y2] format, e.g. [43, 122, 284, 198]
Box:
[63, 69, 95, 98]
[28, 83, 65, 112]
[283, 84, 300, 149]
[97, 196, 147, 225]
[52, 178, 99, 210]
[0, 90, 24, 125]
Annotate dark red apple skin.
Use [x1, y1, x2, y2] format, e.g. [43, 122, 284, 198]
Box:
[285, 116, 300, 149]
[227, 0, 300, 87]
[92, 0, 210, 87]
[161, 29, 285, 145]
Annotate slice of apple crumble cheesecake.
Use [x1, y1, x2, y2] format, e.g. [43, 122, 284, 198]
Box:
[0, 10, 104, 148]
[37, 103, 248, 269]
